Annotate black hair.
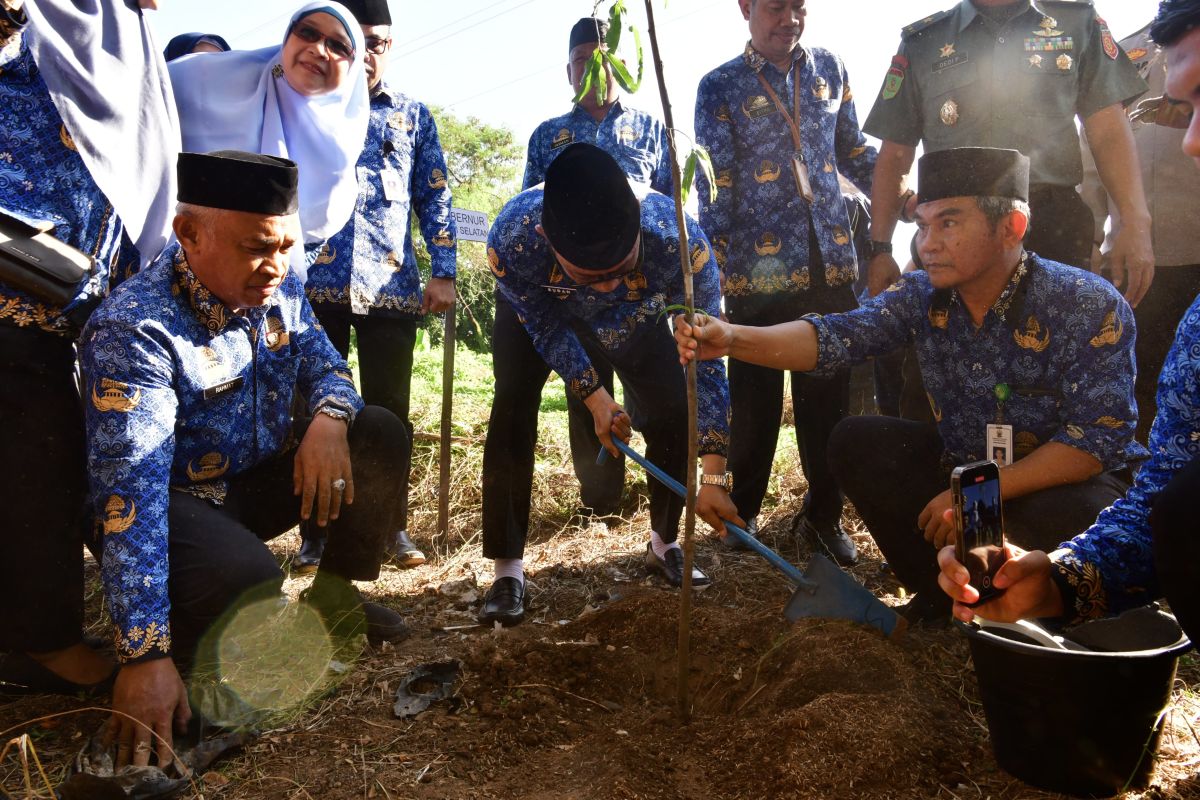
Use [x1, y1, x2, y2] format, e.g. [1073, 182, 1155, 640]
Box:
[1151, 0, 1200, 46]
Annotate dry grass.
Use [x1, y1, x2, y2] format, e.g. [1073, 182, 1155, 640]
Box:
[1, 351, 1196, 798]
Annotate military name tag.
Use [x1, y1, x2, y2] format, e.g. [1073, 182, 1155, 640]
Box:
[933, 51, 968, 73]
[203, 376, 245, 401]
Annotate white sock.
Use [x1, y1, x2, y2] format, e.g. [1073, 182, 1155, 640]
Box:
[650, 530, 680, 559]
[493, 558, 524, 585]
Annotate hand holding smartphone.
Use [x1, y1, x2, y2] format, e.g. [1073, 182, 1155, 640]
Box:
[951, 460, 1008, 607]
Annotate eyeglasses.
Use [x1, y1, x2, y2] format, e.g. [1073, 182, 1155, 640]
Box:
[364, 36, 391, 55]
[560, 238, 644, 287]
[290, 23, 355, 61]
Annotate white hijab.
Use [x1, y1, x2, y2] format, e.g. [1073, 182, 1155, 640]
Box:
[169, 2, 369, 250]
[22, 0, 181, 269]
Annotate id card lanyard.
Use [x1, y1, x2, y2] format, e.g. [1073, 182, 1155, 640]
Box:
[754, 70, 815, 203]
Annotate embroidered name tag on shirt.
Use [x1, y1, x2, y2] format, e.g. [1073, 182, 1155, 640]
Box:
[541, 284, 576, 299]
[933, 51, 969, 72]
[203, 376, 245, 401]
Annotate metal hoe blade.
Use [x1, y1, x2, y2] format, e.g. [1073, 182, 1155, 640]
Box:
[601, 440, 905, 638]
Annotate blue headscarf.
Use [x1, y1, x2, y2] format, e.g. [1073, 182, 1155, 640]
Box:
[168, 2, 369, 264]
[22, 0, 181, 268]
[164, 32, 231, 63]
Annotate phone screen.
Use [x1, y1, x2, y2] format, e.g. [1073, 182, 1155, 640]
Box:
[953, 461, 1007, 606]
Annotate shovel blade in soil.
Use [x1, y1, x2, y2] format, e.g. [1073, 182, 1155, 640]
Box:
[784, 554, 906, 638]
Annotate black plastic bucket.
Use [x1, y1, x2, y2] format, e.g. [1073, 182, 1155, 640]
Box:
[958, 607, 1192, 798]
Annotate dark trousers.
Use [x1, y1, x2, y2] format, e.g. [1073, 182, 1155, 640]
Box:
[312, 306, 416, 533]
[726, 284, 857, 526]
[1151, 456, 1200, 645]
[1027, 185, 1094, 270]
[0, 325, 87, 653]
[163, 406, 408, 662]
[565, 359, 626, 514]
[481, 296, 687, 559]
[1132, 266, 1200, 442]
[828, 416, 1129, 598]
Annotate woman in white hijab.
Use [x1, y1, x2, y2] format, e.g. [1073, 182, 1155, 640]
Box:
[168, 2, 369, 275]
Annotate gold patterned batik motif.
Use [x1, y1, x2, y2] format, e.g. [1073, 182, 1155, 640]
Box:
[1013, 315, 1051, 352]
[1089, 311, 1124, 348]
[0, 292, 71, 334]
[91, 378, 141, 413]
[186, 452, 230, 482]
[103, 495, 137, 535]
[697, 428, 730, 456]
[570, 365, 602, 399]
[723, 269, 812, 297]
[118, 621, 172, 662]
[178, 481, 228, 506]
[595, 297, 663, 351]
[173, 250, 230, 334]
[1056, 556, 1109, 623]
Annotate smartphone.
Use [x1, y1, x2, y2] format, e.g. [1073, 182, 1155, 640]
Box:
[951, 460, 1008, 607]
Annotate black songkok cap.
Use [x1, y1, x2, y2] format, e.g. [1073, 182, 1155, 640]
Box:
[339, 0, 392, 26]
[569, 17, 609, 53]
[1151, 0, 1200, 46]
[177, 151, 300, 216]
[542, 143, 640, 270]
[917, 147, 1030, 205]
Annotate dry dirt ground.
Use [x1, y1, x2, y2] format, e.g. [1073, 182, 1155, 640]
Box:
[1, 422, 1197, 799]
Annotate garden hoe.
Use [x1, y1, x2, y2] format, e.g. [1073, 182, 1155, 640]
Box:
[600, 439, 905, 638]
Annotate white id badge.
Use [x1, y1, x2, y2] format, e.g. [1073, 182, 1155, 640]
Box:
[380, 168, 403, 202]
[986, 424, 1014, 466]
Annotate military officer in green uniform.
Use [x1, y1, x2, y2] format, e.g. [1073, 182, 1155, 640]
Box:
[861, 0, 1155, 308]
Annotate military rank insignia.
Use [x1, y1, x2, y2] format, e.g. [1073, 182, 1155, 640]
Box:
[882, 55, 907, 101]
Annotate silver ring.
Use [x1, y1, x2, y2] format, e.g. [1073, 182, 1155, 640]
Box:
[331, 478, 347, 492]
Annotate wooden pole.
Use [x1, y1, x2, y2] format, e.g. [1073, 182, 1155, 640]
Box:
[644, 0, 698, 723]
[438, 305, 456, 540]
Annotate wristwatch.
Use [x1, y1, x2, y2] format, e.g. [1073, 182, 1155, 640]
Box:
[700, 472, 733, 492]
[865, 240, 893, 260]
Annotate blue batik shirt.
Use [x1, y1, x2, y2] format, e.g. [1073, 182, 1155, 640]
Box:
[695, 43, 877, 301]
[487, 189, 730, 456]
[305, 84, 456, 317]
[807, 254, 1145, 469]
[1051, 294, 1200, 623]
[82, 245, 363, 663]
[0, 32, 121, 335]
[523, 102, 673, 194]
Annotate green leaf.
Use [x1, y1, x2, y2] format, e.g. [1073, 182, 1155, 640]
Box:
[605, 0, 625, 51]
[629, 24, 644, 92]
[680, 149, 698, 206]
[693, 145, 718, 203]
[593, 49, 608, 107]
[572, 48, 599, 105]
[603, 49, 640, 94]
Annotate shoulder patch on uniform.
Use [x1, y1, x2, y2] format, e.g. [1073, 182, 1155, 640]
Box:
[881, 55, 908, 101]
[1096, 16, 1119, 60]
[902, 9, 951, 39]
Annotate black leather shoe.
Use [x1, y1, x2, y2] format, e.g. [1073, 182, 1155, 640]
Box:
[384, 530, 426, 568]
[478, 577, 526, 627]
[302, 578, 410, 647]
[795, 516, 858, 566]
[0, 651, 117, 698]
[294, 532, 325, 575]
[644, 543, 712, 588]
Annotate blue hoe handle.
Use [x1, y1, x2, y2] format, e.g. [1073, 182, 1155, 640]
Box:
[599, 438, 814, 589]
